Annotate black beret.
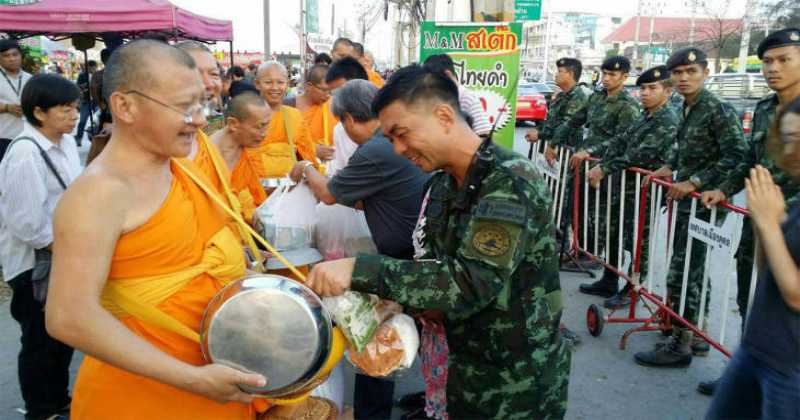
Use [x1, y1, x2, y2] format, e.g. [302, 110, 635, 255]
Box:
[601, 56, 631, 72]
[757, 28, 800, 59]
[556, 57, 581, 68]
[666, 47, 707, 70]
[636, 65, 670, 86]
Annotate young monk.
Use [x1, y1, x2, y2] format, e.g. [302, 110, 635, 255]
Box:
[45, 40, 265, 420]
[294, 64, 337, 162]
[211, 91, 272, 220]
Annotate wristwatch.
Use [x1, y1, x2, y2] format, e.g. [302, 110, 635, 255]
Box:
[689, 175, 703, 189]
[300, 161, 315, 180]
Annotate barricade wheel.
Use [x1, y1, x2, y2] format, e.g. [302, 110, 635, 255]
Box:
[587, 304, 604, 337]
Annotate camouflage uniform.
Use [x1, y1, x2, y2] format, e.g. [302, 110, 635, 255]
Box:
[542, 85, 589, 150]
[666, 88, 747, 326]
[350, 142, 570, 419]
[556, 89, 640, 264]
[717, 94, 799, 320]
[598, 103, 680, 280]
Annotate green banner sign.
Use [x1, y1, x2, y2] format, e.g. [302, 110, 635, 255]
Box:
[419, 22, 522, 149]
[515, 0, 542, 21]
[305, 0, 320, 34]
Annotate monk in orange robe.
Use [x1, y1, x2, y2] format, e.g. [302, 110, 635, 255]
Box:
[253, 61, 319, 178]
[295, 64, 337, 161]
[46, 40, 266, 420]
[211, 92, 272, 219]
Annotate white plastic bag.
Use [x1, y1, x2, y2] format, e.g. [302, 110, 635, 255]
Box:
[315, 204, 377, 260]
[254, 181, 318, 251]
[347, 313, 420, 377]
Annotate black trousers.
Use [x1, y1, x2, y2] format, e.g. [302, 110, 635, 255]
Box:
[354, 374, 395, 420]
[9, 270, 73, 420]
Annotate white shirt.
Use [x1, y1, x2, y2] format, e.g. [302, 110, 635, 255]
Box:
[0, 68, 31, 139]
[0, 123, 82, 280]
[458, 85, 492, 136]
[328, 122, 359, 175]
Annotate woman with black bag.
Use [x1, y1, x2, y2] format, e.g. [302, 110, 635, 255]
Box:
[0, 73, 81, 420]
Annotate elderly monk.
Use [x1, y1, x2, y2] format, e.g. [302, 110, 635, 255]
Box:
[294, 64, 337, 161]
[45, 40, 265, 420]
[253, 61, 318, 178]
[211, 92, 272, 219]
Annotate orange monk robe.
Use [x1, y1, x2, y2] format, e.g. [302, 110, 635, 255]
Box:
[252, 105, 318, 179]
[230, 149, 267, 221]
[71, 160, 254, 420]
[192, 130, 226, 194]
[302, 101, 338, 147]
[368, 69, 385, 88]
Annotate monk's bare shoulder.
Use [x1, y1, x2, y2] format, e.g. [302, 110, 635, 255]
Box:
[56, 162, 133, 235]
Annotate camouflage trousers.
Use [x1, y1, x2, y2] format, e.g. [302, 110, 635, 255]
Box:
[734, 217, 755, 321]
[666, 207, 726, 326]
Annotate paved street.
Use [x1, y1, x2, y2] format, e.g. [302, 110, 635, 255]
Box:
[0, 128, 741, 419]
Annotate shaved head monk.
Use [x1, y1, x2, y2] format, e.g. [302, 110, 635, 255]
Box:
[253, 61, 319, 178]
[211, 92, 273, 219]
[45, 40, 265, 419]
[294, 64, 337, 162]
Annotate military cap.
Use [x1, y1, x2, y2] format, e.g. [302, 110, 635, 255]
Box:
[666, 47, 708, 70]
[757, 28, 800, 59]
[556, 57, 581, 68]
[601, 56, 631, 73]
[636, 65, 669, 86]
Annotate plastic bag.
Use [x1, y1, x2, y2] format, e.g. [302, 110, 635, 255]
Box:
[348, 313, 420, 378]
[315, 204, 377, 260]
[254, 181, 317, 251]
[323, 292, 398, 352]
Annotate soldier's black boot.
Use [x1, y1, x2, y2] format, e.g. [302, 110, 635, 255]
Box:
[603, 283, 632, 308]
[579, 269, 618, 298]
[634, 329, 692, 367]
[697, 378, 719, 396]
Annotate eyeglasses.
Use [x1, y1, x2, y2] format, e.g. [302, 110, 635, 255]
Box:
[125, 90, 204, 124]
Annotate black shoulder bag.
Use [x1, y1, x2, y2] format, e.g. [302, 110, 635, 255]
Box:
[5, 136, 68, 303]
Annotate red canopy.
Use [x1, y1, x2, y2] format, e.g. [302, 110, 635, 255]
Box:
[0, 0, 232, 42]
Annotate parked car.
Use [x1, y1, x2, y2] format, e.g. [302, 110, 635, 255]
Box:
[705, 73, 770, 135]
[516, 82, 553, 123]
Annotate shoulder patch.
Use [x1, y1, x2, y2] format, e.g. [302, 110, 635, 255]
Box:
[474, 200, 527, 225]
[471, 223, 512, 257]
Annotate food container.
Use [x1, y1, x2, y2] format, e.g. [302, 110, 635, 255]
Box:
[200, 274, 332, 397]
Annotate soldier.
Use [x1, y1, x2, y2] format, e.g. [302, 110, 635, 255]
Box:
[525, 58, 588, 271]
[634, 47, 748, 368]
[698, 28, 800, 394]
[586, 65, 680, 308]
[307, 65, 571, 419]
[562, 56, 641, 298]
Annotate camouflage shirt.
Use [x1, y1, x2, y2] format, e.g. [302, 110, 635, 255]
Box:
[350, 143, 570, 419]
[667, 88, 747, 188]
[541, 84, 589, 148]
[719, 94, 800, 201]
[600, 103, 680, 175]
[556, 88, 641, 156]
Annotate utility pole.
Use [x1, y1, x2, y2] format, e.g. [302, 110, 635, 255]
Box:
[688, 0, 699, 44]
[634, 0, 642, 63]
[300, 0, 306, 72]
[263, 0, 271, 59]
[737, 0, 756, 73]
[542, 10, 552, 81]
[331, 2, 335, 36]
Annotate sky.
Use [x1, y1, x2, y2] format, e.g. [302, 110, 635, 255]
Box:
[169, 0, 747, 65]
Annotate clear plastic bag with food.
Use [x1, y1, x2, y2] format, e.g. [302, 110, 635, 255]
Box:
[347, 313, 420, 378]
[322, 292, 399, 353]
[253, 181, 317, 251]
[315, 203, 377, 261]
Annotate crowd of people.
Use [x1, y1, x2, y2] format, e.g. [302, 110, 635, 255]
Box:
[0, 24, 796, 420]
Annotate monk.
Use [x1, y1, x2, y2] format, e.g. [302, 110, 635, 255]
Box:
[45, 40, 264, 420]
[294, 64, 337, 161]
[210, 91, 272, 220]
[253, 61, 318, 178]
[353, 43, 385, 88]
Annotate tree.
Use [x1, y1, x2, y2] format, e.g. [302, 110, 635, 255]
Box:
[690, 0, 743, 71]
[354, 0, 384, 43]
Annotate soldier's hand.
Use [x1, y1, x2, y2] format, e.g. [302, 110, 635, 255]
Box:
[746, 165, 786, 229]
[666, 181, 696, 200]
[307, 258, 355, 297]
[701, 190, 727, 209]
[569, 151, 590, 169]
[544, 145, 557, 166]
[525, 129, 539, 143]
[646, 166, 672, 184]
[587, 166, 604, 188]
